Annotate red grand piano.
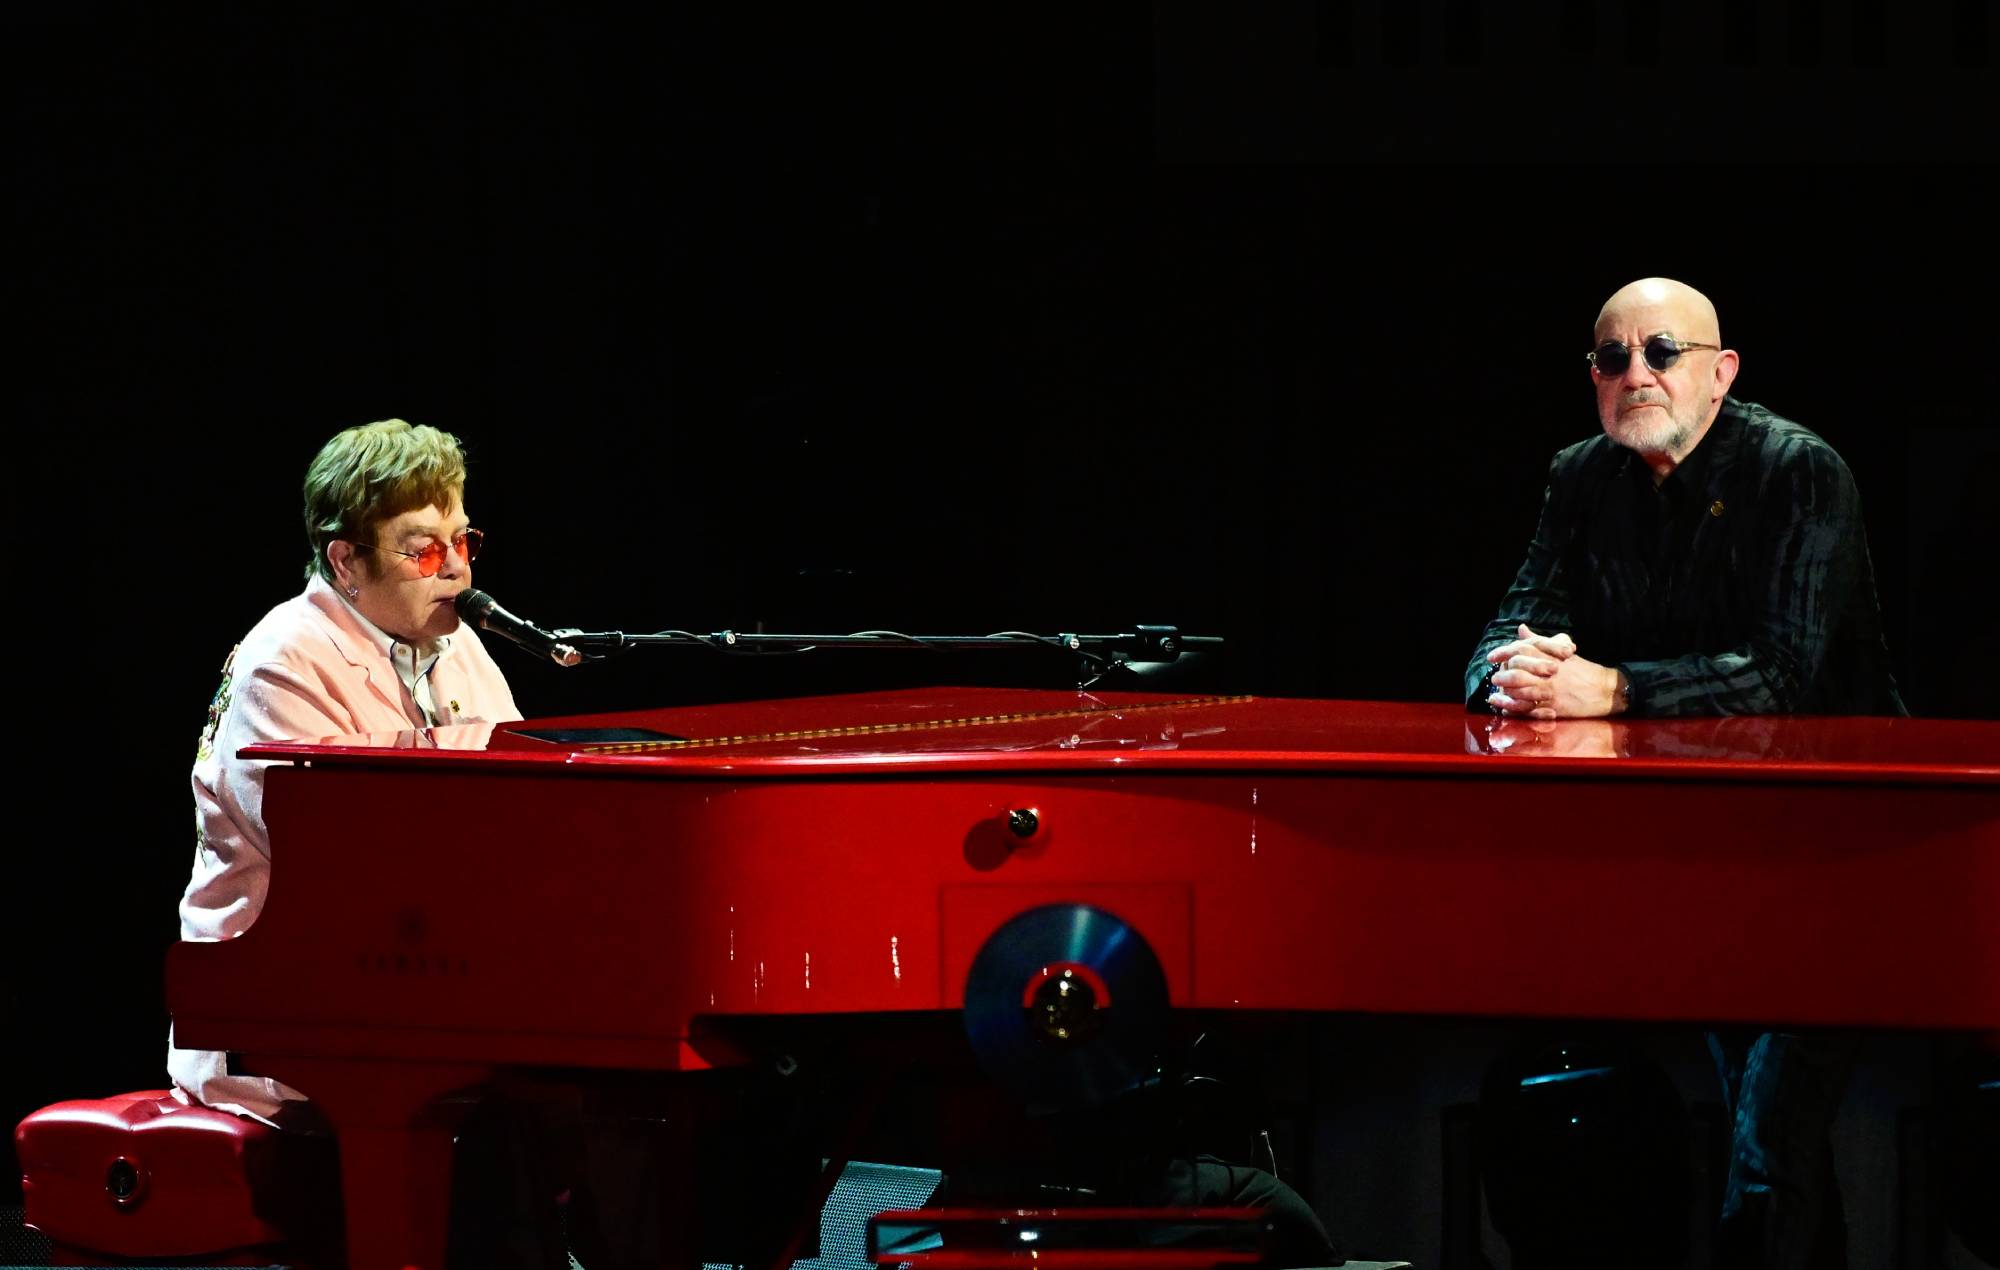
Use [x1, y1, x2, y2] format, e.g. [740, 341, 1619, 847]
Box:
[164, 688, 2000, 1270]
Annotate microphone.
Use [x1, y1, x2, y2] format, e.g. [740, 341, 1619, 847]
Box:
[454, 588, 582, 667]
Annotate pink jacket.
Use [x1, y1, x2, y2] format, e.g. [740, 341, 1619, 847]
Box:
[171, 573, 521, 1119]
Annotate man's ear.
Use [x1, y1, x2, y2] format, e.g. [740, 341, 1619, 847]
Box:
[1712, 348, 1741, 401]
[326, 539, 357, 590]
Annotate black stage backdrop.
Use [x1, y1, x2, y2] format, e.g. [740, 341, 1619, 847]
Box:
[8, 2, 1996, 1220]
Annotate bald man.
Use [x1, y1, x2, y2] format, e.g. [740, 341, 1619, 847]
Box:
[1464, 279, 1904, 1268]
[1467, 277, 1901, 719]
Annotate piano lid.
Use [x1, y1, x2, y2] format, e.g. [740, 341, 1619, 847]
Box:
[236, 687, 2000, 785]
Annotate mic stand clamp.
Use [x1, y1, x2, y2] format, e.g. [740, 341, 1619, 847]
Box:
[550, 628, 629, 658]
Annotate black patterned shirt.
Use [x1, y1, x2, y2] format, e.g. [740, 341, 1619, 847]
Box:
[1464, 397, 1905, 717]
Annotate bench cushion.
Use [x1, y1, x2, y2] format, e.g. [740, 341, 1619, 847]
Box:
[15, 1091, 287, 1258]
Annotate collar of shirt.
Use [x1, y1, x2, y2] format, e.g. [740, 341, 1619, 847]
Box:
[329, 588, 452, 722]
[1620, 395, 1743, 509]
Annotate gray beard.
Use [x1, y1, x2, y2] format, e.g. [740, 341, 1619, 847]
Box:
[1611, 404, 1696, 459]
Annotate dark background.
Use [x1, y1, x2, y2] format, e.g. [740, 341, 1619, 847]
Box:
[8, 0, 1996, 1239]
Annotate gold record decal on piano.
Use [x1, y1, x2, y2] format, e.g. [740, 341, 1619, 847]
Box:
[578, 694, 1255, 754]
[962, 903, 1171, 1113]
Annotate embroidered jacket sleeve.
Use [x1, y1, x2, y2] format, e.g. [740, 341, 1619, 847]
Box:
[185, 652, 358, 941]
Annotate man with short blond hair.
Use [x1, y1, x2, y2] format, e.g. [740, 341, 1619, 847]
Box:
[173, 418, 520, 1121]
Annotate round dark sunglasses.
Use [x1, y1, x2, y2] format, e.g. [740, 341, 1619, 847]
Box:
[352, 529, 483, 577]
[1587, 335, 1719, 376]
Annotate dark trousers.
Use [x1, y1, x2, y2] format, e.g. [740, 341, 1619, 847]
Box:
[446, 1083, 578, 1270]
[448, 1071, 824, 1270]
[1708, 1029, 1858, 1270]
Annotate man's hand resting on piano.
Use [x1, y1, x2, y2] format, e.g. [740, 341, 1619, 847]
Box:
[1485, 624, 1626, 719]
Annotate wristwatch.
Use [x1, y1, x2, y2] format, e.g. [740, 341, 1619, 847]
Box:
[1615, 668, 1634, 714]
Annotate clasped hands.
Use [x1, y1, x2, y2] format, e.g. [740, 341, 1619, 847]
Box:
[1485, 623, 1625, 719]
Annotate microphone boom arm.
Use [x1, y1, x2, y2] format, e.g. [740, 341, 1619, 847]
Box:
[547, 624, 1221, 679]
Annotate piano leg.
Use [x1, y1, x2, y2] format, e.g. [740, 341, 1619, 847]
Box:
[251, 1055, 492, 1270]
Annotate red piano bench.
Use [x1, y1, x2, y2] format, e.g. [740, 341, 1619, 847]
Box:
[14, 1090, 333, 1265]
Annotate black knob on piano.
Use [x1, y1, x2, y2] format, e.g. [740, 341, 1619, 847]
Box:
[1006, 807, 1041, 839]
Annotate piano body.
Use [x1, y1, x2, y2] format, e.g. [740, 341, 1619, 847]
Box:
[165, 688, 2000, 1269]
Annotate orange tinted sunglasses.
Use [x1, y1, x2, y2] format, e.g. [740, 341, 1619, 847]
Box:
[353, 529, 483, 577]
